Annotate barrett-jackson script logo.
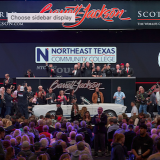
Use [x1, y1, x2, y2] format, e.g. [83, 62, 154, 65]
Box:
[49, 80, 105, 92]
[40, 3, 131, 28]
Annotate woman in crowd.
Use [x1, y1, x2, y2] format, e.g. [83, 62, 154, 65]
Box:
[37, 154, 48, 160]
[60, 133, 70, 147]
[57, 90, 67, 105]
[3, 140, 11, 150]
[15, 136, 21, 147]
[5, 147, 16, 160]
[67, 89, 77, 104]
[37, 91, 46, 105]
[71, 104, 80, 122]
[59, 153, 71, 160]
[83, 111, 92, 126]
[79, 107, 87, 120]
[53, 144, 63, 160]
[111, 133, 126, 160]
[21, 135, 30, 144]
[6, 120, 12, 128]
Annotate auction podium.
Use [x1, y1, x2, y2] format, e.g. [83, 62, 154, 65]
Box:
[16, 77, 136, 112]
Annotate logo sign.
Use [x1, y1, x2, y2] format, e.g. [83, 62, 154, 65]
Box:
[40, 3, 131, 28]
[49, 79, 105, 93]
[35, 47, 117, 63]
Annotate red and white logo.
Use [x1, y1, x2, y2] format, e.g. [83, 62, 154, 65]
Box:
[40, 3, 131, 28]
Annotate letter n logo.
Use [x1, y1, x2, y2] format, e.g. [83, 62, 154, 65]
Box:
[35, 47, 49, 63]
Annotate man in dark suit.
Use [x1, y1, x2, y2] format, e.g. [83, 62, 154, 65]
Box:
[3, 74, 13, 89]
[113, 64, 121, 77]
[125, 63, 134, 77]
[17, 84, 29, 119]
[45, 61, 56, 77]
[120, 63, 126, 77]
[77, 62, 82, 77]
[24, 69, 35, 77]
[92, 107, 107, 157]
[69, 64, 81, 77]
[5, 88, 14, 116]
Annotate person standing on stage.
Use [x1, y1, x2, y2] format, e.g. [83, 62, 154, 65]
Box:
[69, 64, 81, 77]
[138, 87, 148, 115]
[101, 64, 107, 77]
[113, 86, 126, 105]
[92, 66, 102, 77]
[125, 63, 134, 77]
[92, 87, 104, 103]
[135, 86, 143, 111]
[113, 64, 121, 77]
[45, 61, 56, 77]
[57, 90, 67, 105]
[156, 87, 160, 115]
[77, 62, 82, 77]
[148, 91, 156, 118]
[67, 89, 77, 105]
[36, 86, 46, 105]
[0, 88, 4, 116]
[4, 88, 14, 116]
[24, 69, 35, 77]
[17, 83, 29, 119]
[92, 107, 107, 157]
[120, 63, 126, 77]
[105, 64, 112, 77]
[12, 85, 21, 115]
[82, 58, 95, 77]
[3, 74, 13, 89]
[46, 88, 56, 104]
[101, 64, 112, 77]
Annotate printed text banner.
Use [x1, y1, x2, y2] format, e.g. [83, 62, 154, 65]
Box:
[35, 47, 117, 63]
[0, 1, 160, 29]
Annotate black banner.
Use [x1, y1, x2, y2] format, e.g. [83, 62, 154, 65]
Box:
[16, 77, 136, 112]
[0, 1, 160, 29]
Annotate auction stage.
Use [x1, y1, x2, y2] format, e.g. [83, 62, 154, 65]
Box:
[16, 77, 136, 113]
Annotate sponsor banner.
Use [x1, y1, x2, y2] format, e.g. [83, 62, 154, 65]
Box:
[35, 47, 117, 63]
[0, 1, 160, 29]
[1, 43, 160, 78]
[16, 77, 136, 112]
[8, 13, 75, 23]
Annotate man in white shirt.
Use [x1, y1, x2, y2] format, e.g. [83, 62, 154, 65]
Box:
[131, 101, 138, 116]
[156, 87, 160, 115]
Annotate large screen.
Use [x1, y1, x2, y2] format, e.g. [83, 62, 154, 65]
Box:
[0, 43, 160, 78]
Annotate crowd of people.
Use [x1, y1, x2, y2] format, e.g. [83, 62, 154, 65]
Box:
[23, 61, 134, 77]
[0, 106, 159, 160]
[2, 61, 160, 160]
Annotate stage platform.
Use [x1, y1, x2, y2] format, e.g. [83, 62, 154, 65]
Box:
[16, 77, 136, 112]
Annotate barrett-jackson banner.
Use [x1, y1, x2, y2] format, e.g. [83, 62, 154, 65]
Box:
[1, 1, 160, 29]
[16, 77, 136, 112]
